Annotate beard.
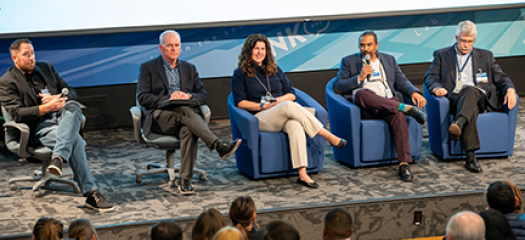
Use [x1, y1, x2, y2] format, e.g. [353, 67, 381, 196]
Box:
[17, 61, 35, 73]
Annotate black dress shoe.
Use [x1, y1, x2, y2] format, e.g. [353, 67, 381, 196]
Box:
[296, 178, 319, 188]
[398, 164, 413, 181]
[179, 179, 195, 195]
[406, 107, 425, 124]
[215, 139, 242, 160]
[465, 151, 482, 173]
[332, 139, 347, 149]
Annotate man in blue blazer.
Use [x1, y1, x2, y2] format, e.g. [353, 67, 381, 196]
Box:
[333, 31, 426, 181]
[424, 20, 516, 173]
[137, 30, 241, 194]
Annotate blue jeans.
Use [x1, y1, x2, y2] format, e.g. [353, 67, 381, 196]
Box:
[35, 103, 98, 194]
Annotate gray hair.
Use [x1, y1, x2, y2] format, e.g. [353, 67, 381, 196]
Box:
[446, 211, 485, 240]
[159, 30, 181, 45]
[457, 20, 477, 37]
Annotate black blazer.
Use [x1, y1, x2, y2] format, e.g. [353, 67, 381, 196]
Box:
[0, 61, 77, 137]
[424, 45, 514, 111]
[136, 55, 208, 136]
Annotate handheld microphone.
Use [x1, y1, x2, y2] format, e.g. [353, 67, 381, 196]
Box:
[365, 55, 371, 81]
[61, 88, 69, 97]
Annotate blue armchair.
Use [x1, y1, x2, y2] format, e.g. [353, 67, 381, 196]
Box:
[325, 78, 423, 167]
[227, 88, 327, 179]
[423, 85, 518, 159]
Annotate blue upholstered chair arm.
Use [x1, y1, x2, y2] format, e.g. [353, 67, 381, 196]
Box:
[325, 79, 362, 158]
[228, 100, 260, 150]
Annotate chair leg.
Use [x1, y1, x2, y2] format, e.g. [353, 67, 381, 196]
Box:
[135, 149, 207, 184]
[9, 165, 80, 197]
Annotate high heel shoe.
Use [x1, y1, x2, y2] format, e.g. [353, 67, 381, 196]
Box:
[332, 139, 347, 149]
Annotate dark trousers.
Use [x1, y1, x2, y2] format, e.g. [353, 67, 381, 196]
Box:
[448, 86, 486, 152]
[354, 89, 411, 163]
[151, 106, 218, 180]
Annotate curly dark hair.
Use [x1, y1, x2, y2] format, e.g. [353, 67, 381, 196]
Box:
[238, 34, 277, 77]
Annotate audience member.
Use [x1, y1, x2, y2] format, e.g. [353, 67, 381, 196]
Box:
[445, 211, 485, 240]
[323, 208, 353, 240]
[479, 209, 516, 240]
[502, 180, 525, 220]
[192, 208, 226, 240]
[68, 218, 98, 240]
[229, 196, 260, 240]
[264, 220, 300, 240]
[151, 220, 182, 240]
[213, 226, 244, 240]
[33, 217, 64, 240]
[487, 181, 525, 239]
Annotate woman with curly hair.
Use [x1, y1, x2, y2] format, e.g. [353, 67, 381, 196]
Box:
[231, 34, 345, 188]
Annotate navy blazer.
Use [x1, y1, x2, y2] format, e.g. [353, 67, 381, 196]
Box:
[0, 62, 77, 137]
[333, 52, 420, 102]
[424, 45, 514, 111]
[136, 55, 208, 136]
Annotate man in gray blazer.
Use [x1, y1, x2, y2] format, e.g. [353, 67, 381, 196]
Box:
[424, 20, 516, 173]
[333, 31, 427, 181]
[137, 30, 241, 194]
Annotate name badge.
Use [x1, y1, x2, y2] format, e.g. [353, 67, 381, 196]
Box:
[476, 73, 488, 83]
[368, 71, 382, 82]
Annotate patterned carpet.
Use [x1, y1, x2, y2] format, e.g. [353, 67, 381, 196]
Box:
[0, 100, 524, 236]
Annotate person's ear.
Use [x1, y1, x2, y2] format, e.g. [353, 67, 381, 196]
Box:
[322, 227, 328, 239]
[32, 234, 36, 240]
[516, 196, 520, 207]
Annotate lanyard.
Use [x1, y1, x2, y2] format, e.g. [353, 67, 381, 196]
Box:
[456, 52, 472, 77]
[253, 74, 272, 97]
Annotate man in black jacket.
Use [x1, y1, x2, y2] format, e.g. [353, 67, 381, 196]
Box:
[0, 38, 113, 212]
[486, 181, 525, 239]
[424, 20, 516, 173]
[137, 30, 241, 194]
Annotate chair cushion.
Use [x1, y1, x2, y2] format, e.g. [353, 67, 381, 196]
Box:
[449, 112, 509, 156]
[142, 133, 180, 149]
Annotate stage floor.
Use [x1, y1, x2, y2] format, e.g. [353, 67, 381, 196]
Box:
[1, 101, 525, 236]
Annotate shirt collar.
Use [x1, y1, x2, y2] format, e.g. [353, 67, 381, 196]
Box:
[162, 57, 180, 70]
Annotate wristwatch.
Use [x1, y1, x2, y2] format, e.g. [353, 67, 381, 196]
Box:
[260, 101, 265, 110]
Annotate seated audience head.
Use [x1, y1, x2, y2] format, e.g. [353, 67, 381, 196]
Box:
[323, 207, 353, 240]
[486, 181, 517, 214]
[229, 196, 257, 239]
[445, 211, 485, 240]
[479, 209, 516, 240]
[33, 217, 64, 240]
[502, 180, 523, 215]
[151, 220, 182, 240]
[238, 34, 277, 76]
[264, 220, 300, 240]
[192, 208, 226, 240]
[213, 226, 244, 240]
[68, 218, 98, 240]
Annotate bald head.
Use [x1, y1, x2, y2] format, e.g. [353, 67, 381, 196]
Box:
[446, 211, 485, 240]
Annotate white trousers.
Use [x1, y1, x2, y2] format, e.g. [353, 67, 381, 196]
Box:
[255, 101, 323, 169]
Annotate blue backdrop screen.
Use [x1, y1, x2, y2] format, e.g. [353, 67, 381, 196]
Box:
[0, 7, 523, 87]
